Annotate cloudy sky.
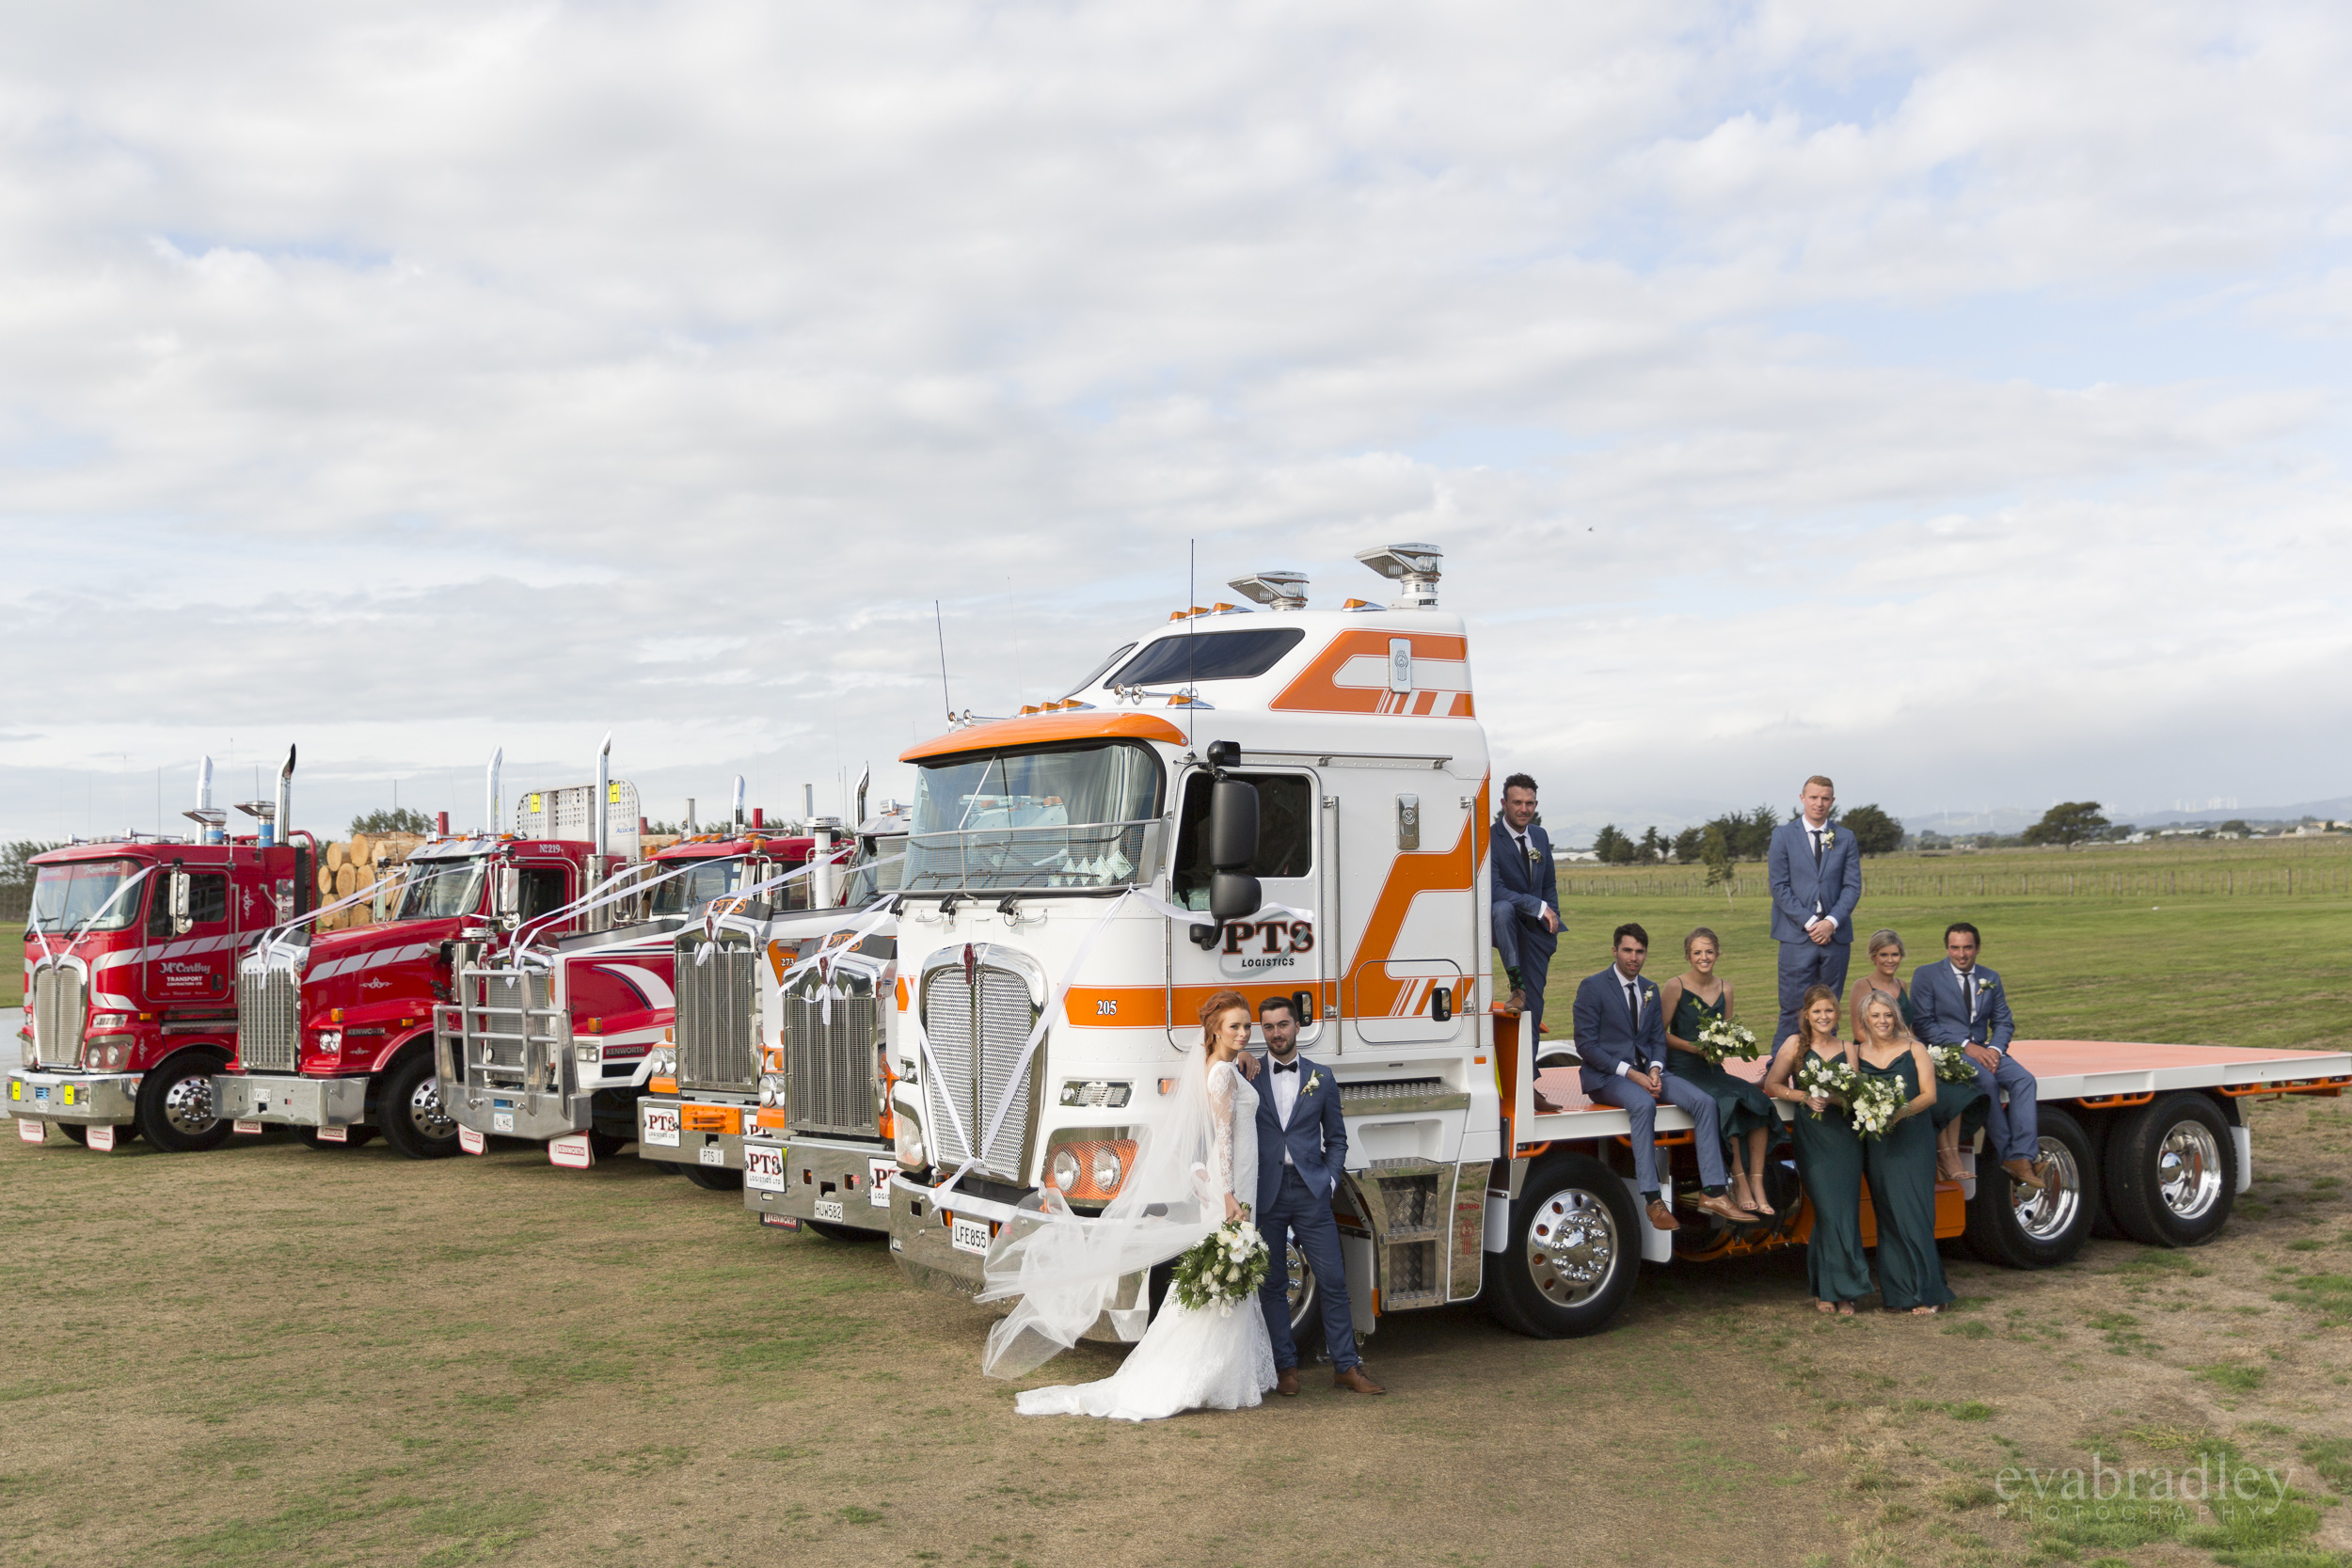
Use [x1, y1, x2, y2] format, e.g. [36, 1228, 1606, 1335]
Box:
[4, 0, 2347, 847]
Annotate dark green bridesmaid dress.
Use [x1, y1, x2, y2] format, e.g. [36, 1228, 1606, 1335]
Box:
[1787, 1048, 1871, 1304]
[1858, 1052, 1954, 1310]
[1859, 984, 1986, 1136]
[1666, 988, 1778, 1150]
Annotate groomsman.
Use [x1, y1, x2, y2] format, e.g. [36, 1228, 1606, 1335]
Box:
[1911, 922, 2054, 1193]
[1490, 773, 1564, 1112]
[1767, 775, 1862, 1044]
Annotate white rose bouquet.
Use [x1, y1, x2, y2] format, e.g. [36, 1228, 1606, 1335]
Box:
[1846, 1071, 1906, 1140]
[1694, 1018, 1761, 1065]
[1172, 1214, 1271, 1317]
[1792, 1053, 1855, 1118]
[1926, 1043, 1979, 1085]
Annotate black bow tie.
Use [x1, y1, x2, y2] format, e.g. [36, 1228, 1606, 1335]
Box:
[1271, 1060, 1300, 1074]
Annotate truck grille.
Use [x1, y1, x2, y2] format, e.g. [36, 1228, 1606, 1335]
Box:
[675, 933, 757, 1091]
[783, 985, 880, 1137]
[444, 967, 563, 1090]
[920, 962, 1039, 1181]
[30, 969, 86, 1069]
[234, 966, 302, 1073]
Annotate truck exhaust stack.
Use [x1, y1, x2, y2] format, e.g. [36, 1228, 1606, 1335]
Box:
[485, 749, 503, 837]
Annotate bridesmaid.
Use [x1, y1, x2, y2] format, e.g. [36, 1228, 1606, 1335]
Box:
[1850, 929, 1978, 1181]
[1855, 991, 1954, 1315]
[1661, 927, 1779, 1216]
[1763, 985, 1868, 1314]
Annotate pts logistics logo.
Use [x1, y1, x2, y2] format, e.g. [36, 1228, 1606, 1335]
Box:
[1216, 918, 1313, 972]
[1995, 1452, 2290, 1524]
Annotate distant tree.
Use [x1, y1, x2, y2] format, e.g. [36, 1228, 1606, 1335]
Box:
[2022, 801, 2110, 850]
[1592, 824, 1637, 865]
[2103, 823, 2137, 842]
[1701, 824, 1736, 910]
[1672, 826, 1705, 864]
[1637, 826, 1667, 863]
[1737, 805, 1780, 861]
[1, 840, 65, 895]
[350, 807, 433, 836]
[2217, 819, 2250, 837]
[1838, 804, 1904, 857]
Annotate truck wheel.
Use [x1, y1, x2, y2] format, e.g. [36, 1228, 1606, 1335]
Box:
[680, 1163, 743, 1191]
[1487, 1151, 1641, 1338]
[373, 1054, 459, 1161]
[135, 1053, 232, 1152]
[1963, 1106, 2095, 1269]
[1282, 1237, 1325, 1361]
[808, 1220, 886, 1243]
[2103, 1092, 2235, 1248]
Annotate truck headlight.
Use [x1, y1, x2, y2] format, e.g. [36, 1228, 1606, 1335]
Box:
[574, 1043, 601, 1065]
[647, 1046, 677, 1076]
[1049, 1148, 1080, 1191]
[894, 1114, 925, 1170]
[87, 1037, 132, 1070]
[315, 1030, 342, 1054]
[758, 1076, 786, 1108]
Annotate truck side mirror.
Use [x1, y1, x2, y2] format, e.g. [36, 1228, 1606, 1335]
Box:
[167, 868, 193, 935]
[1206, 776, 1259, 869]
[493, 864, 522, 927]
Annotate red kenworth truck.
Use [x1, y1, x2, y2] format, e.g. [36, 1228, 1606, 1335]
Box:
[11, 752, 312, 1153]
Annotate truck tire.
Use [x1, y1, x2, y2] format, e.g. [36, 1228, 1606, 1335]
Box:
[2103, 1092, 2234, 1248]
[680, 1163, 743, 1191]
[372, 1054, 459, 1161]
[808, 1221, 886, 1243]
[585, 1132, 629, 1159]
[1281, 1236, 1325, 1362]
[135, 1051, 232, 1152]
[1486, 1151, 1642, 1338]
[1962, 1105, 2095, 1269]
[57, 1123, 87, 1146]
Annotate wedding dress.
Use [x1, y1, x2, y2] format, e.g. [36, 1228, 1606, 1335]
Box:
[978, 1053, 1276, 1421]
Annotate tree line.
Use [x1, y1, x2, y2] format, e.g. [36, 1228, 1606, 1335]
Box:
[1581, 800, 2127, 867]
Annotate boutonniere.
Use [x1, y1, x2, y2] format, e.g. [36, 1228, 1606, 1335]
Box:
[1300, 1070, 1324, 1099]
[1820, 826, 1836, 847]
[1975, 975, 1994, 993]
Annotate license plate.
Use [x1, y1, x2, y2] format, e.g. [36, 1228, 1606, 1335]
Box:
[815, 1197, 845, 1223]
[458, 1125, 486, 1155]
[492, 1111, 515, 1133]
[232, 1119, 263, 1135]
[315, 1126, 348, 1144]
[950, 1215, 993, 1255]
[869, 1159, 895, 1209]
[15, 1117, 41, 1144]
[642, 1105, 680, 1148]
[743, 1144, 786, 1192]
[87, 1125, 116, 1152]
[697, 1144, 724, 1166]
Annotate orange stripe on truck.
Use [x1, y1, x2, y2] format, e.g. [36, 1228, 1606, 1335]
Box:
[1268, 630, 1470, 716]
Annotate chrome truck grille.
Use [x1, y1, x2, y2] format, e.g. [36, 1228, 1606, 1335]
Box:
[675, 929, 758, 1092]
[233, 965, 301, 1073]
[444, 966, 564, 1090]
[29, 969, 87, 1069]
[781, 979, 880, 1138]
[919, 953, 1041, 1182]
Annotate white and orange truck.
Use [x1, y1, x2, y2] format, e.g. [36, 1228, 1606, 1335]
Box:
[872, 542, 2352, 1356]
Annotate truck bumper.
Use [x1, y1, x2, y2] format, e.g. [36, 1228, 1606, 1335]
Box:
[445, 1086, 591, 1143]
[6, 1070, 141, 1125]
[635, 1095, 749, 1171]
[884, 1174, 1145, 1341]
[742, 1133, 897, 1233]
[211, 1073, 370, 1129]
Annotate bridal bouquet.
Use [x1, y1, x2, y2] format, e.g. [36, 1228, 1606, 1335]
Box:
[1792, 1053, 1855, 1118]
[1927, 1043, 1980, 1085]
[1172, 1215, 1271, 1317]
[1694, 1018, 1761, 1065]
[1847, 1072, 1907, 1140]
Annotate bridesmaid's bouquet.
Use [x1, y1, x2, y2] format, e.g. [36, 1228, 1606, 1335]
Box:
[1172, 1214, 1270, 1317]
[1694, 1018, 1761, 1065]
[1927, 1043, 1980, 1085]
[1792, 1054, 1856, 1118]
[1847, 1072, 1906, 1140]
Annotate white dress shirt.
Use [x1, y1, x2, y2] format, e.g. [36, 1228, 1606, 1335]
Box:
[1802, 816, 1837, 930]
[1269, 1054, 1302, 1163]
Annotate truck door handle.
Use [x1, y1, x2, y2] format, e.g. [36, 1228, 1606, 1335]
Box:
[1430, 985, 1453, 1023]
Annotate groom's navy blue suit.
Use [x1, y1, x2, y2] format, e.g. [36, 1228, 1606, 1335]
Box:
[1252, 1053, 1361, 1374]
[1766, 816, 1863, 1044]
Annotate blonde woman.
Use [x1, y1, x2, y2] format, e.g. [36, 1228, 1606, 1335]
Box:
[1762, 986, 1867, 1314]
[1854, 991, 1956, 1314]
[1851, 930, 1975, 1181]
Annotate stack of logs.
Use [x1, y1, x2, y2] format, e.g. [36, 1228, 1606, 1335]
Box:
[312, 833, 426, 930]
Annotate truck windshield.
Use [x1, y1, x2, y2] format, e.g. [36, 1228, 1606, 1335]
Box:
[28, 859, 145, 932]
[644, 858, 744, 918]
[842, 836, 907, 906]
[908, 742, 1162, 892]
[392, 860, 488, 921]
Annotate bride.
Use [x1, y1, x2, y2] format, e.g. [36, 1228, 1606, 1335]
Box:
[977, 990, 1277, 1420]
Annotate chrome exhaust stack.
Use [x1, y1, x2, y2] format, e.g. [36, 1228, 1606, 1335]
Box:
[185, 755, 227, 845]
[485, 748, 504, 837]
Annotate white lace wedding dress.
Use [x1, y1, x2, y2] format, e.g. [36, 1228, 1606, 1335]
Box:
[1012, 1058, 1278, 1421]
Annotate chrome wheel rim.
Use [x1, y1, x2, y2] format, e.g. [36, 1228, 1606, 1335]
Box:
[1284, 1241, 1316, 1334]
[406, 1077, 454, 1139]
[2156, 1121, 2224, 1221]
[1525, 1186, 1620, 1308]
[161, 1072, 218, 1135]
[2012, 1136, 2081, 1242]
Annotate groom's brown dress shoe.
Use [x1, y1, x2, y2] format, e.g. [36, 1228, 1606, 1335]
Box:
[1645, 1198, 1682, 1232]
[1333, 1366, 1386, 1395]
[1274, 1369, 1300, 1397]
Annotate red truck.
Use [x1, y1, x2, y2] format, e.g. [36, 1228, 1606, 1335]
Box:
[10, 752, 312, 1152]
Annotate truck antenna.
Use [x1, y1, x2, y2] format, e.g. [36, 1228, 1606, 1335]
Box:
[1186, 538, 1198, 750]
[934, 600, 953, 722]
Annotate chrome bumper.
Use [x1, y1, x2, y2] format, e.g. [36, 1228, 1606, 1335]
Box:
[634, 1096, 749, 1170]
[6, 1070, 140, 1125]
[211, 1073, 369, 1128]
[741, 1133, 895, 1232]
[884, 1175, 1144, 1341]
[443, 1080, 590, 1142]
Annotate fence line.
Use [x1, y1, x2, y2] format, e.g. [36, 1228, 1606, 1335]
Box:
[1555, 867, 2352, 900]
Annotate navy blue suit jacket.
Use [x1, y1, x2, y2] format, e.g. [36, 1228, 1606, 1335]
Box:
[1766, 817, 1862, 944]
[1909, 960, 2015, 1053]
[1491, 816, 1559, 961]
[1571, 966, 1667, 1095]
[1251, 1054, 1348, 1218]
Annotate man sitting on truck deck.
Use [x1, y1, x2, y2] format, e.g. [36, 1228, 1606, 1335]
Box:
[1571, 925, 1749, 1232]
[1911, 922, 2055, 1194]
[1490, 772, 1564, 1112]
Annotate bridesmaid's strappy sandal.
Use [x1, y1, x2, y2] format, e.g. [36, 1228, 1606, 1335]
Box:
[1912, 1306, 1940, 1316]
[1836, 1301, 1857, 1316]
[1815, 1299, 1836, 1315]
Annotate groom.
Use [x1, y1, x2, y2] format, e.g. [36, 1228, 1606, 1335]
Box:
[1249, 996, 1384, 1397]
